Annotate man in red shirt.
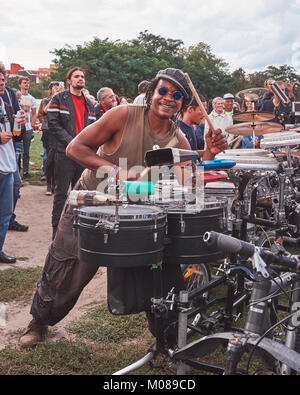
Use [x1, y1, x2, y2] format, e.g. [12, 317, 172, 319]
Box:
[47, 67, 96, 239]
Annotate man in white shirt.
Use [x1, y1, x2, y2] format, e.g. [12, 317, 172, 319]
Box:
[18, 77, 37, 178]
[204, 96, 233, 146]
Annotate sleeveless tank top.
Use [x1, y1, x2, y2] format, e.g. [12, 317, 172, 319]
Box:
[80, 104, 186, 190]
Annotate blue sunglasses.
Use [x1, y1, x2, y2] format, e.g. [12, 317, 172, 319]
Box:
[158, 86, 183, 101]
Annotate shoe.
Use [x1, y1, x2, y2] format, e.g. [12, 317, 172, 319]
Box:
[19, 318, 48, 348]
[45, 185, 52, 196]
[0, 251, 16, 264]
[23, 173, 32, 179]
[41, 175, 46, 181]
[8, 221, 29, 232]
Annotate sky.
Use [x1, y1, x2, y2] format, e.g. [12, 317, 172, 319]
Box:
[1, 0, 300, 75]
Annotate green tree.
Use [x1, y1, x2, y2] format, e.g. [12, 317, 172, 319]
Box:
[50, 31, 185, 99]
[182, 42, 232, 99]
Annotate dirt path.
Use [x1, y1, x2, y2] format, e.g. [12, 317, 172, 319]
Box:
[0, 183, 107, 350]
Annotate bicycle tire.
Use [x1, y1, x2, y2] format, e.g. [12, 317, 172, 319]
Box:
[181, 262, 211, 295]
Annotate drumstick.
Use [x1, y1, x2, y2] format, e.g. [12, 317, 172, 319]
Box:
[184, 73, 216, 133]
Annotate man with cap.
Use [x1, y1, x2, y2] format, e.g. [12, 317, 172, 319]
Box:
[223, 93, 236, 116]
[19, 67, 227, 348]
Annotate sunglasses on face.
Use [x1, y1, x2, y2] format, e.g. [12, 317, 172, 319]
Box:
[158, 86, 183, 101]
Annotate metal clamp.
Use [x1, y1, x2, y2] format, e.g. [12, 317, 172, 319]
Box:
[252, 247, 269, 278]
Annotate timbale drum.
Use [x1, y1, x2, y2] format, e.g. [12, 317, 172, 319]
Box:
[163, 201, 226, 265]
[76, 205, 166, 267]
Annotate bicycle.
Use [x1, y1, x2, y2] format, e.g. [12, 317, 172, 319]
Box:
[171, 231, 300, 375]
[114, 230, 300, 375]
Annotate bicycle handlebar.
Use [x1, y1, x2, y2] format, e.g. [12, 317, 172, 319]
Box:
[204, 231, 300, 272]
[204, 231, 255, 259]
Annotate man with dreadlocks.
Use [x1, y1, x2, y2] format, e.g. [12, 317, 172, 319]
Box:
[19, 68, 227, 349]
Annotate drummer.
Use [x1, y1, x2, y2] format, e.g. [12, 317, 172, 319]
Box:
[19, 67, 228, 349]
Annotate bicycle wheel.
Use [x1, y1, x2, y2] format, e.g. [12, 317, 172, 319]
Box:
[181, 262, 211, 293]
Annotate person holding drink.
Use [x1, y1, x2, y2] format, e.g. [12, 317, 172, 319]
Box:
[18, 76, 37, 178]
[0, 70, 26, 264]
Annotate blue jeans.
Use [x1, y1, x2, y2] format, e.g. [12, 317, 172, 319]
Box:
[0, 173, 14, 253]
[10, 167, 22, 225]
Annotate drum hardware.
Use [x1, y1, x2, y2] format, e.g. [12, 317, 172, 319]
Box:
[144, 147, 200, 167]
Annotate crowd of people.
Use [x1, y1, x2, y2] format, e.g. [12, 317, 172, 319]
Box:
[0, 61, 296, 349]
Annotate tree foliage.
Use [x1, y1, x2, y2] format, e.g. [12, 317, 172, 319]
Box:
[48, 31, 300, 101]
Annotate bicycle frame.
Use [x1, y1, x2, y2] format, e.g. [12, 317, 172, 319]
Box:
[173, 270, 300, 375]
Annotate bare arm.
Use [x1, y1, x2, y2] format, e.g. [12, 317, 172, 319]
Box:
[66, 105, 128, 173]
[31, 108, 37, 128]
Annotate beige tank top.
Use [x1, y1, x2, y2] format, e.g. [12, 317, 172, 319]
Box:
[80, 104, 185, 190]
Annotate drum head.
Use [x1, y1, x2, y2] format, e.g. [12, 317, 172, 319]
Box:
[77, 205, 166, 221]
[220, 149, 269, 156]
[167, 200, 225, 214]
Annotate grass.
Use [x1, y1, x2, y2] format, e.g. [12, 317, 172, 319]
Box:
[0, 262, 297, 376]
[68, 305, 152, 344]
[0, 267, 42, 303]
[23, 132, 45, 185]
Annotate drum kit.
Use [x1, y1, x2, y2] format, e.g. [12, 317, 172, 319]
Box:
[71, 86, 300, 271]
[216, 87, 300, 242]
[68, 83, 300, 374]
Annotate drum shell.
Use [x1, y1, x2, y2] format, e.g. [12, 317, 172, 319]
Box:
[76, 206, 166, 268]
[164, 204, 225, 265]
[205, 182, 236, 232]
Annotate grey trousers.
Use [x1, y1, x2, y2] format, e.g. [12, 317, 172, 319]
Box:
[22, 129, 33, 174]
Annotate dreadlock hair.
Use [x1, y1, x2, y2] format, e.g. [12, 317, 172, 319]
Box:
[144, 77, 192, 119]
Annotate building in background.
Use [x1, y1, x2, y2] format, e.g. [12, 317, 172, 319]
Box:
[6, 63, 57, 83]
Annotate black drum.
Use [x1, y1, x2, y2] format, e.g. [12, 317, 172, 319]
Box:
[76, 205, 166, 268]
[164, 201, 226, 265]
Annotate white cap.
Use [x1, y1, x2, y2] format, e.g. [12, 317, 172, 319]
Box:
[223, 93, 234, 100]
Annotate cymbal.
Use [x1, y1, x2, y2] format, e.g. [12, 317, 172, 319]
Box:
[233, 111, 275, 122]
[236, 87, 268, 101]
[226, 122, 283, 136]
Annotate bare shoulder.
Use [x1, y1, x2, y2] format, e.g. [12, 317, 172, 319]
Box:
[73, 105, 129, 150]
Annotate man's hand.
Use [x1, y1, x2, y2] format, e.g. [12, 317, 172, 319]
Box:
[13, 110, 26, 127]
[205, 127, 228, 155]
[0, 132, 13, 144]
[286, 80, 295, 99]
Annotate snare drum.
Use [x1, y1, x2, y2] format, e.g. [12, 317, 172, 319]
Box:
[76, 205, 166, 267]
[164, 201, 226, 265]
